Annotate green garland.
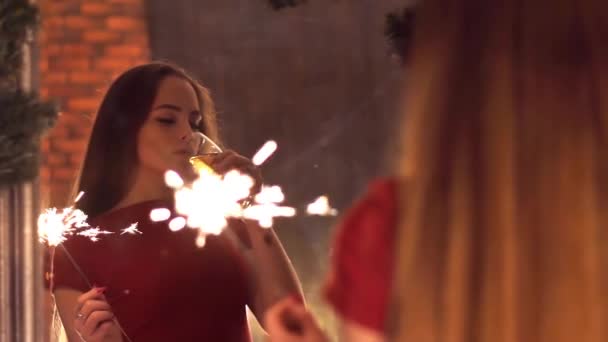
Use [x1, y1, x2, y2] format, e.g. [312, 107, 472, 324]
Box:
[0, 0, 58, 187]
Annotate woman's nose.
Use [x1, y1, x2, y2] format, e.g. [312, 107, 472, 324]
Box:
[179, 122, 193, 142]
[181, 133, 190, 141]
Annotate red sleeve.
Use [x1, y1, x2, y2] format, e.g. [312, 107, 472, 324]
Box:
[323, 178, 399, 332]
[44, 237, 92, 293]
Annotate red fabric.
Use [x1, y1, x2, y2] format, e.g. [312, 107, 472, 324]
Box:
[46, 200, 252, 342]
[323, 178, 399, 333]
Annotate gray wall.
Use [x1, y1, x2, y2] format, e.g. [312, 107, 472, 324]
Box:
[145, 0, 405, 337]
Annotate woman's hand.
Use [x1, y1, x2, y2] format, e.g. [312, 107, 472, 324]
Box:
[73, 287, 123, 342]
[265, 296, 328, 342]
[209, 149, 263, 195]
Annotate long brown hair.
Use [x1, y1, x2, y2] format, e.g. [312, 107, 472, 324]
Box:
[390, 0, 608, 341]
[74, 62, 219, 218]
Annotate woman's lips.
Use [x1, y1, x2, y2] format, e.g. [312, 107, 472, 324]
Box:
[174, 149, 191, 155]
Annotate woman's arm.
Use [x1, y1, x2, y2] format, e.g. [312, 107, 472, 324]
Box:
[236, 220, 303, 329]
[208, 150, 303, 326]
[263, 296, 384, 342]
[54, 288, 86, 342]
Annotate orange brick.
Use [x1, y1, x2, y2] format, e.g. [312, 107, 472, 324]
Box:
[39, 167, 51, 180]
[46, 122, 69, 138]
[83, 30, 121, 43]
[81, 3, 111, 16]
[67, 98, 99, 112]
[49, 183, 71, 206]
[53, 138, 88, 154]
[64, 16, 99, 30]
[52, 167, 77, 181]
[106, 16, 142, 30]
[40, 88, 49, 98]
[47, 87, 92, 100]
[105, 45, 144, 57]
[69, 71, 106, 84]
[46, 153, 67, 166]
[62, 44, 95, 56]
[58, 113, 95, 127]
[41, 139, 51, 153]
[108, 0, 142, 3]
[43, 44, 61, 55]
[69, 153, 85, 166]
[50, 57, 90, 70]
[94, 57, 131, 71]
[40, 58, 48, 72]
[42, 72, 67, 84]
[42, 17, 64, 29]
[47, 2, 80, 15]
[42, 29, 69, 41]
[66, 123, 93, 140]
[122, 33, 149, 46]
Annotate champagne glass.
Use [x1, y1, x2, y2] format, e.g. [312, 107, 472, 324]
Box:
[189, 132, 222, 175]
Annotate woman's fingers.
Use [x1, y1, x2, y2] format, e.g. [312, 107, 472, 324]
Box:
[265, 296, 327, 341]
[211, 151, 250, 172]
[73, 287, 119, 340]
[81, 310, 115, 337]
[75, 287, 107, 318]
[90, 320, 117, 340]
[209, 150, 263, 194]
[79, 299, 112, 321]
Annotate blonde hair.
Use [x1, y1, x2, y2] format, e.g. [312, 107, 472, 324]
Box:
[390, 0, 608, 341]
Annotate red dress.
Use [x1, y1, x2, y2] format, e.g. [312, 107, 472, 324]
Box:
[324, 178, 398, 333]
[48, 199, 252, 341]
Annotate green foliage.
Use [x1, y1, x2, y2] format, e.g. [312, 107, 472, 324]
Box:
[0, 0, 58, 187]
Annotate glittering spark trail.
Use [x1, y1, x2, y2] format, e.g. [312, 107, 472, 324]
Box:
[121, 222, 142, 235]
[38, 191, 114, 246]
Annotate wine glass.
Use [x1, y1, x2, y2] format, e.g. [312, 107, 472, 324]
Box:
[188, 132, 222, 175]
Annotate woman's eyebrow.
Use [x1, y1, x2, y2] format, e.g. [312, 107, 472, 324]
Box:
[152, 104, 182, 111]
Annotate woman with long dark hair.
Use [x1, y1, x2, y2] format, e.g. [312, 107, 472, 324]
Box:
[50, 62, 302, 341]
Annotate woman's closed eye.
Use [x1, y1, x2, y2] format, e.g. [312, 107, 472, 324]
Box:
[156, 117, 176, 125]
[156, 116, 199, 131]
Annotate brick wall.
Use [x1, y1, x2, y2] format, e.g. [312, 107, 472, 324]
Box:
[38, 0, 150, 207]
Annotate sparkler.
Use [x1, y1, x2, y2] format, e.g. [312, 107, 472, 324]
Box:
[154, 139, 298, 247]
[38, 192, 105, 290]
[37, 191, 113, 246]
[157, 138, 338, 248]
[38, 192, 135, 342]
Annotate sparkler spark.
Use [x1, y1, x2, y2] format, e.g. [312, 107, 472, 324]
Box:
[169, 217, 186, 231]
[37, 192, 139, 246]
[78, 227, 113, 242]
[306, 195, 338, 216]
[37, 207, 109, 246]
[252, 140, 278, 166]
[158, 140, 298, 246]
[150, 208, 171, 222]
[121, 223, 142, 235]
